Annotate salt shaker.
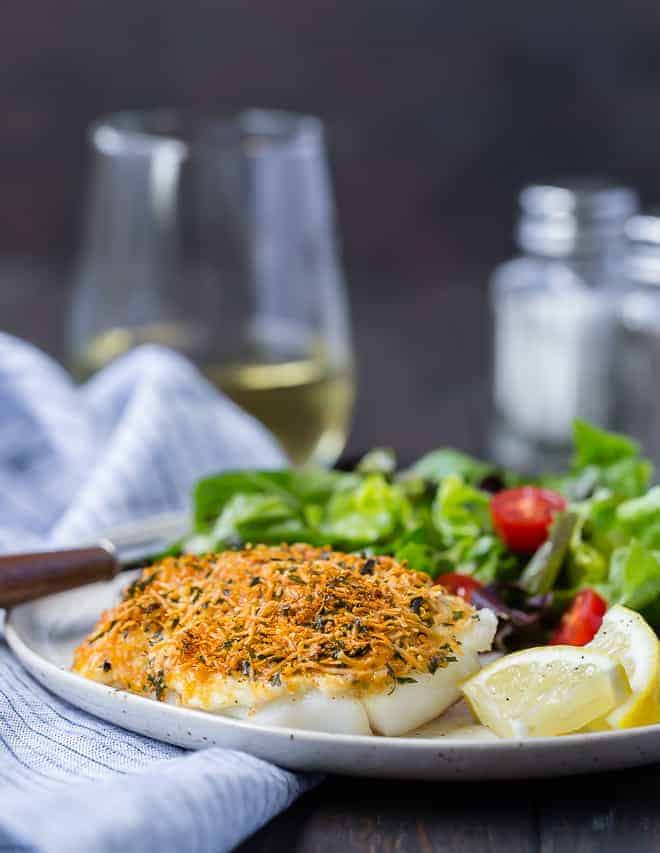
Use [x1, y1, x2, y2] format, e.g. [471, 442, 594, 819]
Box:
[489, 180, 638, 471]
[614, 213, 660, 468]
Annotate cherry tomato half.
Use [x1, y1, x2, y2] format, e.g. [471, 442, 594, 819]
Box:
[435, 572, 483, 603]
[490, 486, 567, 553]
[550, 589, 607, 646]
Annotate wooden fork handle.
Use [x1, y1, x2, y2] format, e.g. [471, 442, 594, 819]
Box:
[0, 542, 120, 608]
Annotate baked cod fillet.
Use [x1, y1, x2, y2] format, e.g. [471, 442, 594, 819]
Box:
[73, 544, 497, 736]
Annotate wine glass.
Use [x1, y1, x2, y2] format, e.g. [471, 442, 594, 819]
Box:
[69, 109, 355, 467]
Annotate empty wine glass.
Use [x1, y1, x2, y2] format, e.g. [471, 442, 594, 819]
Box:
[69, 109, 355, 467]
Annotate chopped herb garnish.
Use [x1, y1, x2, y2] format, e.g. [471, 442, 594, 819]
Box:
[147, 670, 166, 700]
[346, 644, 371, 658]
[190, 586, 203, 603]
[90, 619, 117, 643]
[270, 672, 282, 687]
[360, 559, 375, 575]
[126, 572, 158, 599]
[410, 596, 425, 615]
[288, 573, 306, 585]
[384, 662, 418, 689]
[249, 577, 262, 587]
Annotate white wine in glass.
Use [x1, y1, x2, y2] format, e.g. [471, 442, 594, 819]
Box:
[74, 322, 354, 468]
[70, 110, 355, 467]
[207, 358, 353, 469]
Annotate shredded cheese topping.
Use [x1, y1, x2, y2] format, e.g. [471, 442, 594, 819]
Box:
[73, 544, 475, 701]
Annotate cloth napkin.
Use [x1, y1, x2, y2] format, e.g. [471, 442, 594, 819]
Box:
[0, 333, 316, 853]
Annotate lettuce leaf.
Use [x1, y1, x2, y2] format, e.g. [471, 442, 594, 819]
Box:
[192, 469, 343, 532]
[430, 475, 519, 582]
[520, 512, 580, 595]
[432, 475, 490, 540]
[559, 421, 652, 500]
[572, 419, 640, 467]
[184, 492, 312, 553]
[356, 447, 397, 476]
[409, 449, 494, 485]
[392, 541, 446, 578]
[616, 487, 660, 549]
[607, 540, 660, 611]
[544, 421, 652, 502]
[319, 474, 411, 547]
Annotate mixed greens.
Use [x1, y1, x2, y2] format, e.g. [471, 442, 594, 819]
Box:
[179, 420, 660, 647]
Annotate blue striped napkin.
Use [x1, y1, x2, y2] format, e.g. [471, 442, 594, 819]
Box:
[0, 334, 315, 853]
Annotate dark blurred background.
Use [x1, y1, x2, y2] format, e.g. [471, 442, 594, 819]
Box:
[3, 0, 660, 459]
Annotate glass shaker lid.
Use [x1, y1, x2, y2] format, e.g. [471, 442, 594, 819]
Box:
[517, 179, 638, 257]
[622, 211, 660, 285]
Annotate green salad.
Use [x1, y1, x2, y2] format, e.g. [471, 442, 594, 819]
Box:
[177, 420, 660, 646]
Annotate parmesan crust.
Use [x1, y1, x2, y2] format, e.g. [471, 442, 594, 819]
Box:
[73, 544, 478, 706]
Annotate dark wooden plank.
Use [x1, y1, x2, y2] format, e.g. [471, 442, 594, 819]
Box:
[5, 0, 660, 267]
[238, 776, 535, 852]
[537, 764, 660, 853]
[241, 763, 660, 853]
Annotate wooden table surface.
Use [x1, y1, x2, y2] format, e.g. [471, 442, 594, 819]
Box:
[7, 260, 660, 853]
[238, 765, 660, 852]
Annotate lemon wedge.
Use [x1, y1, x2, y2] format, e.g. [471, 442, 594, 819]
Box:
[461, 645, 630, 738]
[588, 604, 660, 729]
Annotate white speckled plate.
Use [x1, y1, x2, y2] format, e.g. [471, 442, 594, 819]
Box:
[6, 513, 660, 779]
